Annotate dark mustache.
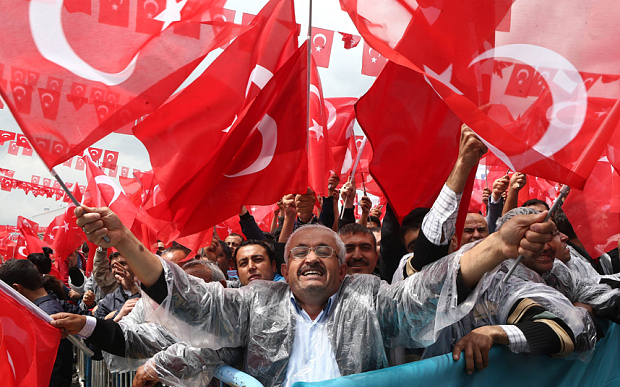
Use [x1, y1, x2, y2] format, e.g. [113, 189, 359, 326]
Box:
[298, 262, 326, 276]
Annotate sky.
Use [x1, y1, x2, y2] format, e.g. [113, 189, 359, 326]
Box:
[0, 0, 379, 225]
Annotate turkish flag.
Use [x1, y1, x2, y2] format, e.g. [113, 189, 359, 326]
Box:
[340, 0, 620, 190]
[119, 176, 141, 197]
[0, 0, 246, 169]
[361, 40, 388, 77]
[62, 158, 73, 167]
[0, 284, 61, 387]
[356, 62, 462, 221]
[16, 134, 31, 148]
[0, 130, 15, 145]
[136, 0, 166, 35]
[31, 176, 40, 185]
[7, 141, 19, 156]
[564, 159, 620, 258]
[16, 216, 49, 258]
[134, 0, 299, 234]
[322, 97, 357, 177]
[102, 150, 119, 169]
[87, 148, 102, 162]
[42, 178, 51, 187]
[1, 177, 13, 192]
[84, 156, 138, 229]
[1, 168, 14, 178]
[307, 58, 335, 197]
[310, 27, 334, 68]
[52, 184, 86, 262]
[339, 32, 361, 49]
[146, 44, 309, 236]
[216, 217, 243, 240]
[120, 166, 129, 177]
[98, 0, 130, 28]
[21, 146, 33, 157]
[43, 216, 62, 246]
[248, 205, 276, 232]
[75, 157, 85, 171]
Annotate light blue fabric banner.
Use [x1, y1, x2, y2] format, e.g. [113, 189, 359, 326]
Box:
[293, 322, 620, 387]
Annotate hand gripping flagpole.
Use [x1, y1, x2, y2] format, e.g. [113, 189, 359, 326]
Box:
[0, 279, 95, 357]
[50, 168, 111, 243]
[502, 184, 571, 283]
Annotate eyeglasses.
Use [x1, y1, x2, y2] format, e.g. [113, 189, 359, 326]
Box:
[289, 246, 335, 259]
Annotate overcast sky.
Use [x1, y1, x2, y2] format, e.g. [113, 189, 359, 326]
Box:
[0, 0, 377, 225]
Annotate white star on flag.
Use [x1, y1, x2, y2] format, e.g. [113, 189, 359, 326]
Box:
[61, 221, 70, 232]
[309, 119, 324, 141]
[154, 0, 189, 31]
[423, 64, 464, 98]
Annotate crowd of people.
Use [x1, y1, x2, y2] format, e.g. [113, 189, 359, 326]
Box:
[1, 126, 619, 387]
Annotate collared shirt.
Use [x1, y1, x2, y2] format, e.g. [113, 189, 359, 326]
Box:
[273, 273, 286, 282]
[284, 292, 340, 387]
[422, 184, 462, 246]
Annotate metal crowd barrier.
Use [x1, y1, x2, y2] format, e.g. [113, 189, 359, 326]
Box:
[76, 347, 263, 387]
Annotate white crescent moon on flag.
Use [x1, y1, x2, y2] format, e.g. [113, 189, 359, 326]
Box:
[18, 246, 27, 257]
[214, 14, 227, 22]
[94, 175, 122, 206]
[313, 33, 327, 48]
[41, 92, 55, 103]
[225, 114, 277, 177]
[324, 100, 337, 130]
[143, 0, 159, 13]
[368, 47, 381, 58]
[13, 86, 27, 98]
[517, 69, 529, 79]
[29, 0, 139, 86]
[470, 44, 587, 159]
[245, 65, 273, 98]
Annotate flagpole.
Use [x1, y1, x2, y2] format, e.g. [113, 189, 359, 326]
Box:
[50, 168, 111, 243]
[502, 184, 571, 283]
[340, 137, 367, 219]
[306, 0, 313, 146]
[0, 279, 95, 357]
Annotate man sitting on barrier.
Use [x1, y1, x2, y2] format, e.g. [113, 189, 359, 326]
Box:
[67, 202, 560, 387]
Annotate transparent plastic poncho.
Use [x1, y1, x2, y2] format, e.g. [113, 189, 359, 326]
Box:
[138, 252, 482, 387]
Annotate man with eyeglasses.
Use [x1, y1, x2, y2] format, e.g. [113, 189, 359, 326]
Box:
[70, 205, 557, 387]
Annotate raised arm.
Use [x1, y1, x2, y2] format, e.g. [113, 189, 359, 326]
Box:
[76, 206, 162, 287]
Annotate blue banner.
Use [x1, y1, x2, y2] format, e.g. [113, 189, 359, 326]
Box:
[294, 322, 620, 387]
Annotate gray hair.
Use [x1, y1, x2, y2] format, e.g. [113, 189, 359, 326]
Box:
[183, 259, 226, 282]
[283, 224, 346, 264]
[496, 207, 540, 231]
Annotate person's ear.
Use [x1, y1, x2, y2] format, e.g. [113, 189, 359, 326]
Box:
[271, 260, 277, 273]
[11, 283, 22, 294]
[281, 264, 289, 282]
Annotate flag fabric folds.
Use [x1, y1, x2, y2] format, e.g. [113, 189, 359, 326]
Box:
[340, 0, 620, 190]
[0, 0, 246, 168]
[0, 284, 61, 387]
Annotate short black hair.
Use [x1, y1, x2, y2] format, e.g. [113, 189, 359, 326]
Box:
[400, 207, 430, 244]
[165, 244, 191, 258]
[553, 208, 577, 240]
[42, 246, 54, 259]
[28, 252, 52, 275]
[220, 240, 232, 260]
[0, 259, 43, 291]
[522, 198, 550, 210]
[42, 275, 67, 300]
[233, 240, 276, 268]
[227, 233, 245, 241]
[338, 223, 377, 249]
[368, 215, 381, 227]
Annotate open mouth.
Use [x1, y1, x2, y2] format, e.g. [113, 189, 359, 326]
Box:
[298, 265, 325, 278]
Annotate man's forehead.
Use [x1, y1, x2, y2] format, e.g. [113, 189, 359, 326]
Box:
[340, 232, 374, 244]
[465, 213, 486, 226]
[237, 244, 267, 258]
[291, 228, 337, 247]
